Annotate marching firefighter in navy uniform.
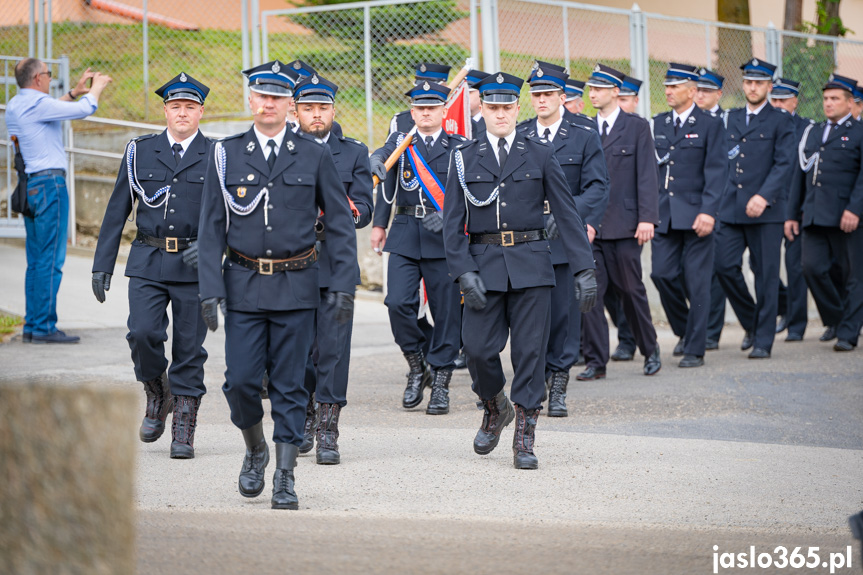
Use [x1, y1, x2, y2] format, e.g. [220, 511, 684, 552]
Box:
[389, 62, 451, 135]
[442, 72, 597, 469]
[714, 58, 795, 359]
[369, 81, 466, 414]
[786, 73, 863, 352]
[92, 73, 211, 459]
[517, 62, 608, 416]
[649, 63, 725, 368]
[293, 73, 374, 464]
[197, 60, 357, 510]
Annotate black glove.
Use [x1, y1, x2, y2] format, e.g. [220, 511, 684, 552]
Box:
[545, 214, 559, 240]
[459, 271, 487, 311]
[91, 272, 112, 303]
[201, 297, 225, 332]
[326, 291, 355, 324]
[369, 154, 387, 182]
[574, 269, 598, 313]
[182, 240, 198, 270]
[422, 211, 444, 233]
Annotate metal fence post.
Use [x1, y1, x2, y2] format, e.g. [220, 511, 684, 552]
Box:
[252, 0, 261, 67]
[242, 0, 250, 112]
[630, 4, 650, 119]
[481, 0, 497, 72]
[364, 5, 374, 147]
[46, 0, 52, 60]
[766, 22, 781, 76]
[37, 0, 44, 60]
[59, 56, 76, 247]
[470, 0, 479, 68]
[143, 0, 149, 121]
[562, 6, 570, 73]
[29, 0, 35, 57]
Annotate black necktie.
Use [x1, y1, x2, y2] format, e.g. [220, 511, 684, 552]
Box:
[172, 143, 183, 165]
[267, 139, 277, 171]
[601, 121, 609, 144]
[674, 117, 681, 136]
[747, 113, 754, 126]
[497, 138, 508, 170]
[543, 128, 551, 142]
[425, 135, 434, 150]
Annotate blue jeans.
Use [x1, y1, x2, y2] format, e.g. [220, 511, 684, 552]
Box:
[23, 173, 69, 336]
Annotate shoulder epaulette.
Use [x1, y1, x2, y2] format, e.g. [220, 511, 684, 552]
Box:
[524, 133, 552, 146]
[131, 133, 158, 143]
[456, 138, 476, 150]
[219, 132, 245, 143]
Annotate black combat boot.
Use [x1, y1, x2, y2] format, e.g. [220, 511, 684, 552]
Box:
[139, 372, 173, 443]
[315, 403, 341, 465]
[402, 351, 432, 409]
[513, 404, 540, 470]
[271, 443, 299, 510]
[299, 395, 317, 454]
[238, 421, 269, 498]
[546, 371, 569, 417]
[170, 395, 201, 459]
[426, 369, 452, 415]
[473, 390, 515, 455]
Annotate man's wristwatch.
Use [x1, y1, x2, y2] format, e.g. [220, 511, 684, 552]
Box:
[67, 91, 77, 100]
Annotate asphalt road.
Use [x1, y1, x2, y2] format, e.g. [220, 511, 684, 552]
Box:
[1, 243, 861, 574]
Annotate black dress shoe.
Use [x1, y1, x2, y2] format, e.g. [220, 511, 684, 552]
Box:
[643, 346, 661, 376]
[575, 366, 606, 381]
[785, 332, 804, 342]
[834, 340, 856, 352]
[31, 330, 80, 344]
[453, 351, 467, 370]
[820, 326, 837, 342]
[775, 315, 787, 334]
[678, 354, 704, 368]
[610, 346, 634, 361]
[672, 337, 685, 357]
[705, 338, 719, 351]
[740, 331, 754, 351]
[22, 332, 32, 343]
[748, 347, 771, 359]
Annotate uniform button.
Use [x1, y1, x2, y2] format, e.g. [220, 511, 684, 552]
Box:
[669, 176, 674, 181]
[818, 171, 822, 175]
[169, 209, 175, 214]
[173, 178, 178, 183]
[298, 178, 303, 182]
[476, 175, 482, 180]
[268, 182, 274, 188]
[525, 174, 530, 178]
[740, 154, 745, 158]
[502, 223, 508, 229]
[669, 192, 674, 196]
[148, 173, 153, 177]
[500, 183, 505, 187]
[171, 193, 177, 198]
[266, 250, 272, 256]
[738, 184, 743, 189]
[501, 202, 507, 207]
[168, 225, 174, 230]
[669, 161, 675, 165]
[670, 146, 675, 150]
[266, 226, 273, 232]
[268, 204, 274, 209]
[820, 147, 825, 151]
[817, 183, 822, 187]
[742, 138, 746, 143]
[738, 169, 743, 173]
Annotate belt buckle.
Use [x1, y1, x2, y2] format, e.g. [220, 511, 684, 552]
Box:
[258, 258, 274, 275]
[165, 237, 179, 253]
[414, 206, 425, 219]
[543, 200, 550, 215]
[501, 231, 515, 247]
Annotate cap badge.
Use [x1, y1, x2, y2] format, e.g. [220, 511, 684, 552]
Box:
[423, 81, 430, 91]
[286, 140, 295, 152]
[246, 141, 256, 153]
[752, 59, 759, 66]
[180, 73, 187, 83]
[272, 61, 280, 74]
[531, 61, 539, 70]
[312, 74, 319, 85]
[237, 187, 247, 198]
[594, 64, 601, 72]
[420, 63, 427, 73]
[496, 74, 504, 84]
[699, 68, 706, 76]
[828, 74, 835, 81]
[293, 61, 301, 70]
[536, 69, 544, 78]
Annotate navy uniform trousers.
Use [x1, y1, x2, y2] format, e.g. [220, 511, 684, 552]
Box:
[443, 134, 595, 409]
[373, 131, 464, 371]
[197, 127, 357, 444]
[93, 130, 210, 397]
[303, 131, 374, 406]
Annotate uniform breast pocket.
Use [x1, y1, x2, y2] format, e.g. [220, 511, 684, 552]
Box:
[511, 169, 543, 201]
[611, 145, 634, 165]
[282, 172, 316, 211]
[559, 153, 583, 167]
[138, 167, 168, 184]
[225, 173, 259, 208]
[183, 171, 206, 203]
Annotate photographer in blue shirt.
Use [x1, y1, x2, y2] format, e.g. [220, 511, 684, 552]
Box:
[5, 59, 112, 343]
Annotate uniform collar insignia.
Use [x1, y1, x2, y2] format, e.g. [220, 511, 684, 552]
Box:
[688, 115, 696, 124]
[286, 140, 295, 152]
[665, 116, 671, 124]
[246, 140, 256, 152]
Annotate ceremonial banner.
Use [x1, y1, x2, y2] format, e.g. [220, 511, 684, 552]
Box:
[443, 80, 471, 139]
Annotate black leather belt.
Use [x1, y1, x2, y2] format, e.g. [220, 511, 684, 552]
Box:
[543, 200, 551, 215]
[29, 168, 66, 178]
[135, 231, 195, 253]
[395, 205, 430, 218]
[469, 229, 547, 246]
[226, 246, 317, 275]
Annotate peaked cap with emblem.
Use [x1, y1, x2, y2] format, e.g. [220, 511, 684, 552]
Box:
[466, 69, 491, 88]
[406, 80, 450, 106]
[740, 58, 776, 81]
[564, 78, 585, 101]
[663, 63, 699, 86]
[243, 60, 297, 96]
[294, 73, 338, 104]
[824, 72, 857, 94]
[155, 72, 209, 105]
[619, 75, 642, 96]
[476, 72, 523, 104]
[854, 86, 863, 102]
[414, 62, 450, 83]
[528, 60, 569, 93]
[586, 64, 625, 89]
[771, 77, 800, 99]
[286, 59, 316, 78]
[696, 67, 725, 90]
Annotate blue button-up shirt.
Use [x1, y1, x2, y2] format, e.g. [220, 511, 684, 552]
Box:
[5, 88, 98, 174]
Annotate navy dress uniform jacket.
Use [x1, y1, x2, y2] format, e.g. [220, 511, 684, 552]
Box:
[372, 131, 467, 260]
[720, 104, 796, 225]
[517, 118, 609, 263]
[442, 132, 595, 291]
[564, 108, 596, 130]
[93, 130, 211, 281]
[653, 106, 725, 233]
[472, 117, 487, 140]
[788, 117, 863, 226]
[197, 127, 358, 312]
[317, 133, 374, 289]
[596, 111, 659, 238]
